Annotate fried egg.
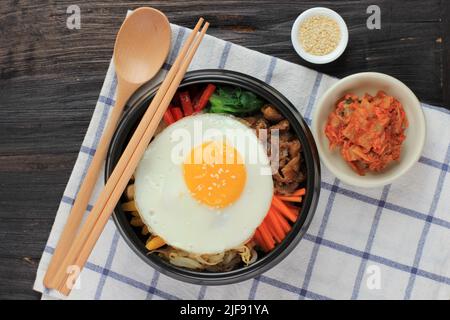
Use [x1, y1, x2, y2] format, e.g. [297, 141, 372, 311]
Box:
[134, 113, 273, 254]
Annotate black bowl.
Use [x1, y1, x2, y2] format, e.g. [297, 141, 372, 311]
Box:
[105, 69, 321, 285]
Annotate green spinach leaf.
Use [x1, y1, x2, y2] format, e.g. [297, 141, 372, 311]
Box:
[209, 86, 264, 115]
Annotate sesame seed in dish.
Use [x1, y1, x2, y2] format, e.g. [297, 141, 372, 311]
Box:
[299, 15, 341, 56]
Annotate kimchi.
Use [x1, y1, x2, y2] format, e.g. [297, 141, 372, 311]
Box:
[325, 91, 408, 175]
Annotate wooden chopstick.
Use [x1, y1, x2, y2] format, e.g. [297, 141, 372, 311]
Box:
[54, 20, 209, 295]
[49, 18, 205, 292]
[43, 29, 147, 290]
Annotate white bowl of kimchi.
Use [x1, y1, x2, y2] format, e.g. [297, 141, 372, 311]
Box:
[312, 72, 426, 188]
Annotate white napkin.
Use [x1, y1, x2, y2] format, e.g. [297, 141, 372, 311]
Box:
[34, 21, 450, 300]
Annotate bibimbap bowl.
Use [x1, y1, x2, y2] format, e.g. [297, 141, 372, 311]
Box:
[106, 69, 321, 285]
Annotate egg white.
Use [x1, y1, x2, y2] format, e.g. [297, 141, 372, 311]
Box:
[134, 113, 274, 254]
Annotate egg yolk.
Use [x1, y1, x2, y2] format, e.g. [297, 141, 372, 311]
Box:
[183, 141, 247, 209]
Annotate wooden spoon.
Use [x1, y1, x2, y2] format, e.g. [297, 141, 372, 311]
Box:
[43, 7, 171, 289]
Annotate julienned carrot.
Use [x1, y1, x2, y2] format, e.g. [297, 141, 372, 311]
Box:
[285, 203, 299, 215]
[179, 91, 193, 116]
[252, 229, 262, 243]
[292, 188, 306, 196]
[273, 208, 291, 234]
[266, 221, 282, 243]
[267, 208, 285, 239]
[258, 222, 275, 250]
[272, 196, 297, 223]
[253, 229, 268, 252]
[146, 236, 166, 251]
[163, 109, 175, 125]
[286, 204, 299, 219]
[194, 84, 216, 112]
[171, 107, 183, 121]
[277, 196, 302, 203]
[254, 189, 306, 252]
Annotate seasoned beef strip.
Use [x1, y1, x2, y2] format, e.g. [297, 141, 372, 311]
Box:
[241, 105, 306, 195]
[270, 119, 290, 132]
[262, 104, 284, 122]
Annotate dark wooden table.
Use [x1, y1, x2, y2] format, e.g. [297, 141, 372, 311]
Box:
[1, 0, 449, 300]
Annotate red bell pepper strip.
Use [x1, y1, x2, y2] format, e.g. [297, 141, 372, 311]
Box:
[179, 91, 194, 116]
[171, 107, 184, 121]
[194, 84, 216, 112]
[163, 108, 175, 125]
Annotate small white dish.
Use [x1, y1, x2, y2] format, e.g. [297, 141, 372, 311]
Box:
[291, 7, 348, 64]
[312, 72, 426, 188]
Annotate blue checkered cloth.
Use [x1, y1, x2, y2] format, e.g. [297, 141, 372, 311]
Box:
[34, 22, 450, 300]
